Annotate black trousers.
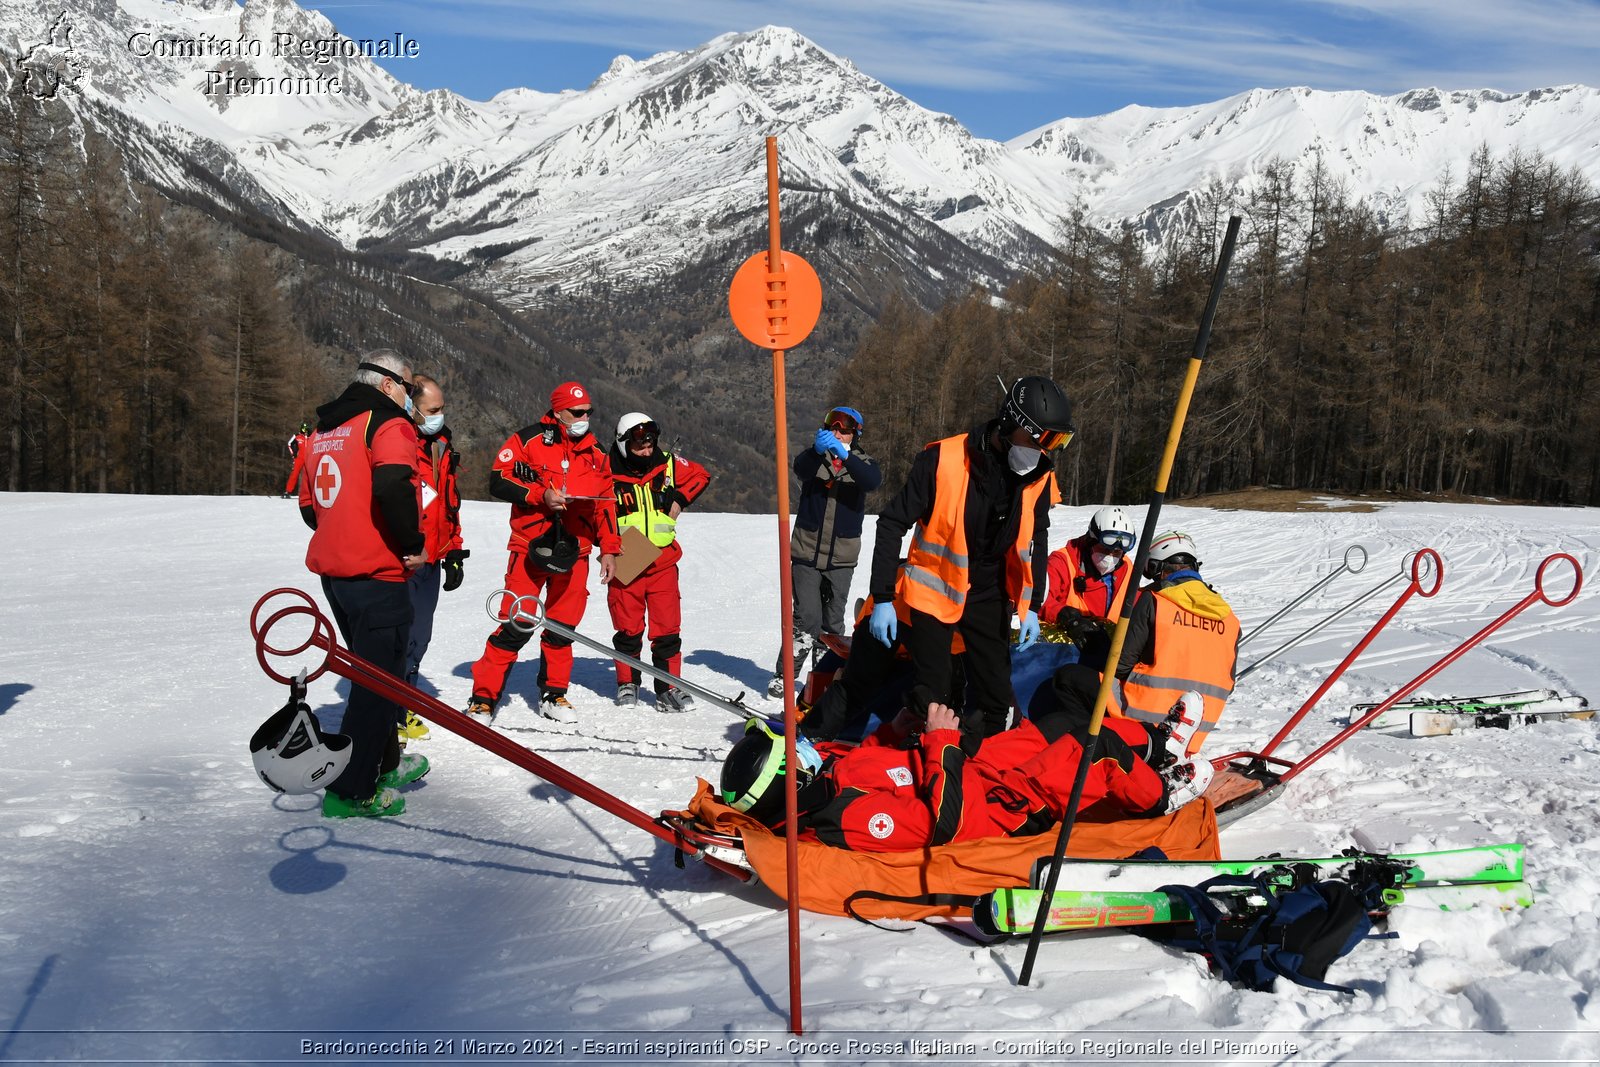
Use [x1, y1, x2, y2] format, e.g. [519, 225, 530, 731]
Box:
[906, 598, 1014, 753]
[321, 575, 410, 799]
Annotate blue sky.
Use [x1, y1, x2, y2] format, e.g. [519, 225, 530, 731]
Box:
[318, 1, 1600, 139]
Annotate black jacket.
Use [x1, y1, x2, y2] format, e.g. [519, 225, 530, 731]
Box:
[869, 419, 1052, 613]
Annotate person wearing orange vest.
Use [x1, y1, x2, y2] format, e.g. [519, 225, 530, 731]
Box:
[402, 375, 467, 721]
[1040, 505, 1137, 658]
[606, 411, 711, 712]
[1043, 530, 1240, 758]
[465, 381, 621, 725]
[866, 376, 1076, 752]
[297, 350, 430, 819]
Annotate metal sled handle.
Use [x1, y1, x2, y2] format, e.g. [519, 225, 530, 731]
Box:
[487, 589, 753, 719]
[1239, 544, 1367, 650]
[250, 587, 338, 685]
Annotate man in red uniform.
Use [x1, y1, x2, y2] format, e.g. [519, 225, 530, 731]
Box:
[606, 411, 711, 711]
[465, 381, 621, 724]
[720, 671, 1213, 854]
[298, 350, 430, 818]
[401, 375, 467, 741]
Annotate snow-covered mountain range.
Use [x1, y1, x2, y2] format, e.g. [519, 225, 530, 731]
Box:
[15, 0, 1600, 306]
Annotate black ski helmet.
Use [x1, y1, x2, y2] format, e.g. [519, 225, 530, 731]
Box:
[528, 522, 580, 573]
[720, 718, 826, 828]
[999, 376, 1075, 449]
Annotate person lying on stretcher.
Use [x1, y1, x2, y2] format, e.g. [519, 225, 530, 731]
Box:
[719, 678, 1213, 853]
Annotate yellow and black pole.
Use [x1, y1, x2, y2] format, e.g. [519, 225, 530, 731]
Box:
[1018, 214, 1241, 986]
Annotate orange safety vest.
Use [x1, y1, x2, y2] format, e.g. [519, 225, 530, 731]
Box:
[1116, 583, 1239, 755]
[1048, 541, 1132, 622]
[896, 435, 1047, 624]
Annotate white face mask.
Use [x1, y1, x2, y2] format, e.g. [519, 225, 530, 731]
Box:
[1006, 443, 1041, 475]
[418, 413, 444, 436]
[1090, 545, 1121, 575]
[565, 418, 590, 439]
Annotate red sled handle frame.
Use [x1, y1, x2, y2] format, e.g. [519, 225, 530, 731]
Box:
[1215, 552, 1583, 811]
[249, 587, 753, 882]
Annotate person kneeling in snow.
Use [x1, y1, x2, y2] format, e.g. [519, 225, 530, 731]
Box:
[720, 678, 1212, 853]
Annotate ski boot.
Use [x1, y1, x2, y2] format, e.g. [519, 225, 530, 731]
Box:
[1161, 754, 1215, 814]
[1150, 690, 1205, 768]
[464, 696, 496, 724]
[538, 690, 578, 724]
[659, 687, 696, 713]
[377, 753, 430, 791]
[767, 631, 817, 699]
[615, 682, 639, 707]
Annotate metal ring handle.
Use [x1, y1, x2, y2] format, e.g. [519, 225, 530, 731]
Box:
[1342, 544, 1368, 575]
[487, 588, 546, 634]
[1534, 552, 1583, 607]
[250, 586, 319, 641]
[1408, 547, 1444, 597]
[254, 602, 336, 685]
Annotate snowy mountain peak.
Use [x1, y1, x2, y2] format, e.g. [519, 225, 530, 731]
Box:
[24, 0, 1600, 303]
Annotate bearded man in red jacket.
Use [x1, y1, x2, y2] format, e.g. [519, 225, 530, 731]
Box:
[465, 382, 621, 725]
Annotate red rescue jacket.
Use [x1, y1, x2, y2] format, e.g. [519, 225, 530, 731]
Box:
[416, 427, 464, 563]
[489, 416, 622, 556]
[609, 445, 711, 576]
[300, 386, 420, 582]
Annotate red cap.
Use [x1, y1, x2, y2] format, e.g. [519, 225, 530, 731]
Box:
[550, 381, 589, 413]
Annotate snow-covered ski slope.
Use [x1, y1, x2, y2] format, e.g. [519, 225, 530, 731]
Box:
[1, 493, 1596, 1064]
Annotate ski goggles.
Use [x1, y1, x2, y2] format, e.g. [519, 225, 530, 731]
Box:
[358, 362, 415, 397]
[1095, 529, 1136, 552]
[824, 411, 860, 435]
[623, 421, 659, 445]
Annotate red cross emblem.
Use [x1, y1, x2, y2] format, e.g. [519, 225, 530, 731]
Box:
[867, 812, 895, 840]
[313, 455, 341, 508]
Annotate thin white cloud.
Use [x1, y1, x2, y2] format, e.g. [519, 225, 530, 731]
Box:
[364, 0, 1599, 102]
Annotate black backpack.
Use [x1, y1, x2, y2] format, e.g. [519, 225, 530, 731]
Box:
[1152, 865, 1393, 994]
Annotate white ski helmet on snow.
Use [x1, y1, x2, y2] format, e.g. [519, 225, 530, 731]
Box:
[1146, 530, 1201, 578]
[1088, 506, 1136, 552]
[250, 698, 352, 795]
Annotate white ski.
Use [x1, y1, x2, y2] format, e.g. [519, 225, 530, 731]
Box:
[1410, 703, 1594, 736]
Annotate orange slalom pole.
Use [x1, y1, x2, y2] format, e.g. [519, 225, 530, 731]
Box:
[765, 135, 803, 1037]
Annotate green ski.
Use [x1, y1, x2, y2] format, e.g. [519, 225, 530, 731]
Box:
[982, 879, 1532, 935]
[1030, 843, 1523, 894]
[1348, 689, 1586, 730]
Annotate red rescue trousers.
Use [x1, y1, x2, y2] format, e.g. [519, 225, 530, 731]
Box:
[607, 561, 683, 694]
[471, 550, 592, 699]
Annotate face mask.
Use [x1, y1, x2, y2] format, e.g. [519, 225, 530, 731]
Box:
[1090, 545, 1121, 575]
[403, 394, 414, 416]
[1007, 443, 1041, 475]
[565, 418, 590, 439]
[418, 413, 444, 436]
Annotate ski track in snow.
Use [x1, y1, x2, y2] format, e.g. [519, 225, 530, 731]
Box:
[0, 494, 1597, 1064]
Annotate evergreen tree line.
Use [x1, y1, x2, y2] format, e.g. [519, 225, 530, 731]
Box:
[0, 79, 339, 496]
[835, 147, 1600, 507]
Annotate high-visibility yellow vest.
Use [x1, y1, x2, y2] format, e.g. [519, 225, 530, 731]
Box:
[616, 455, 678, 547]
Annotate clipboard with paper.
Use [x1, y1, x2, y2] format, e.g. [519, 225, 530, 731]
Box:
[612, 526, 664, 585]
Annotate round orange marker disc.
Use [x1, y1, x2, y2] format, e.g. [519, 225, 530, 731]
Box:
[727, 250, 822, 350]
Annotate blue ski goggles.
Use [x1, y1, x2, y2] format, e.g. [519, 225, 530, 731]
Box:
[1095, 529, 1136, 552]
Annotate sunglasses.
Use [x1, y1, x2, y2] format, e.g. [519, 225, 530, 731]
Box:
[625, 422, 659, 444]
[563, 407, 593, 419]
[1095, 529, 1135, 552]
[359, 362, 415, 397]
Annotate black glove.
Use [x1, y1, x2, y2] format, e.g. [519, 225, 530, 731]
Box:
[512, 460, 538, 484]
[1058, 609, 1104, 647]
[442, 549, 469, 592]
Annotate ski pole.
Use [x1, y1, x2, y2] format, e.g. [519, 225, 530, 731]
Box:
[491, 590, 757, 720]
[1018, 214, 1241, 987]
[1238, 544, 1366, 650]
[1237, 550, 1410, 680]
[1276, 552, 1582, 787]
[249, 587, 752, 882]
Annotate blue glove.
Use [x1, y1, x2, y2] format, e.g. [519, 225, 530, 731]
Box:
[868, 602, 898, 647]
[1017, 610, 1040, 650]
[825, 435, 850, 461]
[813, 428, 834, 456]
